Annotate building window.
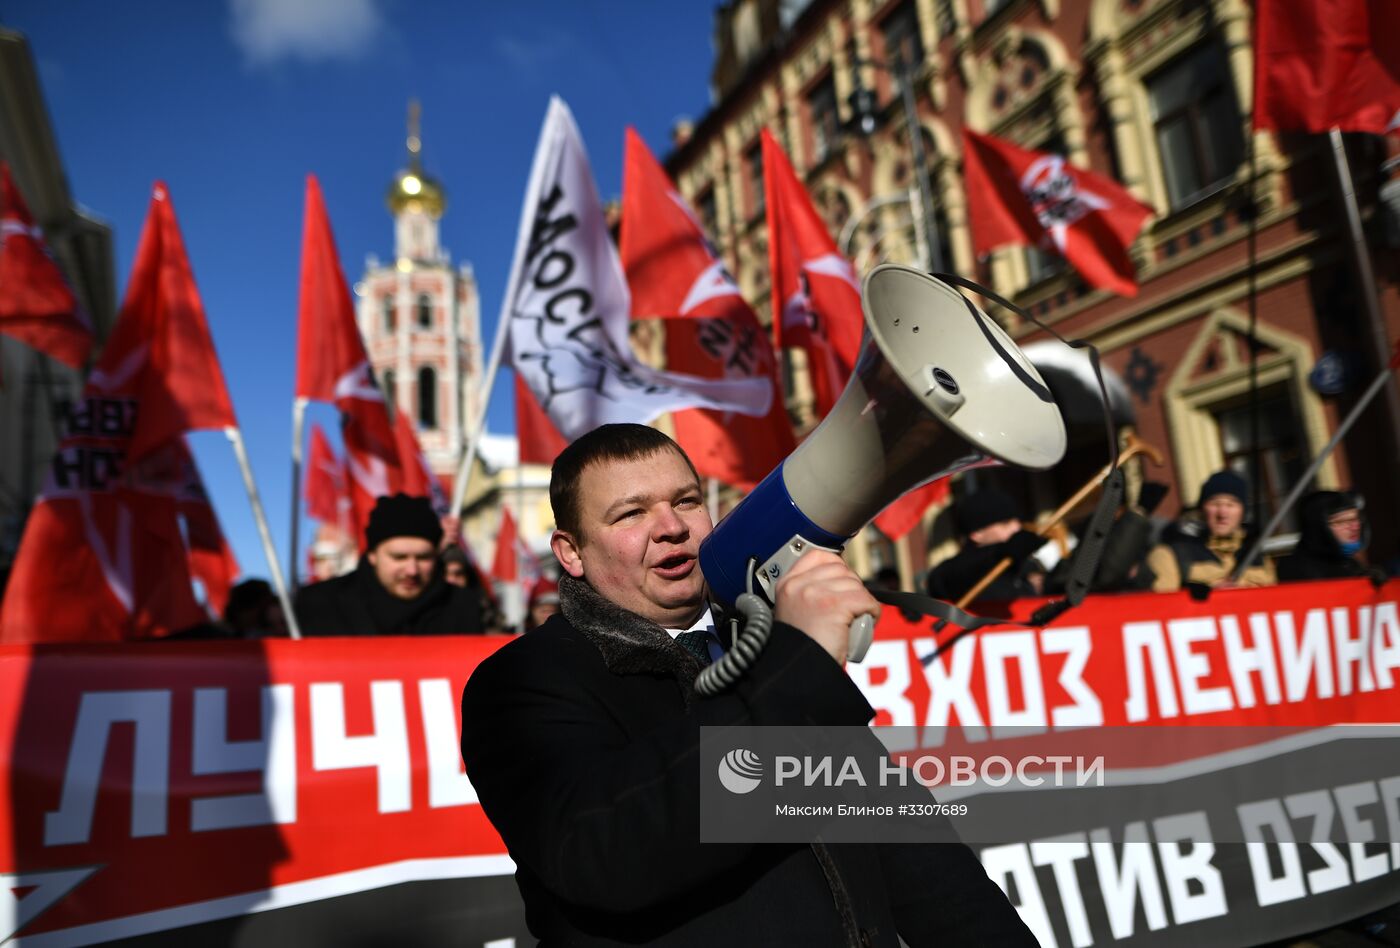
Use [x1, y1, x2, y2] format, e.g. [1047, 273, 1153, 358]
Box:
[746, 140, 765, 220]
[1025, 244, 1066, 284]
[696, 186, 719, 243]
[382, 295, 396, 332]
[418, 366, 437, 429]
[1148, 43, 1244, 209]
[416, 293, 433, 329]
[1214, 388, 1307, 531]
[807, 75, 840, 166]
[880, 0, 925, 72]
[383, 369, 397, 409]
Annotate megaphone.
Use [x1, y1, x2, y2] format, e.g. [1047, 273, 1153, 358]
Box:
[698, 264, 1067, 664]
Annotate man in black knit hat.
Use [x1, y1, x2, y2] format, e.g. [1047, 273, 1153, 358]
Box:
[1146, 469, 1276, 592]
[295, 494, 484, 636]
[925, 487, 1049, 603]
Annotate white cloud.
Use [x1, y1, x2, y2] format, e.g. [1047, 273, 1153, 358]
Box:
[229, 0, 384, 66]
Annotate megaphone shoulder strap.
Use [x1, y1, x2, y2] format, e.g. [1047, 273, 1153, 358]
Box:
[889, 274, 1126, 665]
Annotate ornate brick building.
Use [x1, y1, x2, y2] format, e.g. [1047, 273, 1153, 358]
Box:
[358, 103, 485, 479]
[664, 0, 1400, 581]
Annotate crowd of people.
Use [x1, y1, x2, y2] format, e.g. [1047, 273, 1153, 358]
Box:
[195, 464, 1388, 641]
[181, 493, 555, 639]
[915, 468, 1390, 606]
[152, 426, 1394, 943]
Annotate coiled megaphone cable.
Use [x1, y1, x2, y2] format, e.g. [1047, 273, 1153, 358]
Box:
[696, 559, 772, 697]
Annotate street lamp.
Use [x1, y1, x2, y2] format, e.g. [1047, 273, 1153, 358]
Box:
[845, 42, 946, 274]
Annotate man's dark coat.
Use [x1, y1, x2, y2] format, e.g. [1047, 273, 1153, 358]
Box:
[295, 560, 483, 635]
[460, 574, 1034, 947]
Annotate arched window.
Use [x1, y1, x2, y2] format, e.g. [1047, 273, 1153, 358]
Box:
[416, 293, 433, 329]
[382, 295, 396, 332]
[418, 366, 437, 429]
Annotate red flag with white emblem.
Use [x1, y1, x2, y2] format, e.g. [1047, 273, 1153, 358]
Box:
[0, 163, 93, 369]
[762, 129, 864, 418]
[1, 184, 239, 641]
[962, 129, 1152, 298]
[294, 175, 402, 546]
[620, 128, 794, 489]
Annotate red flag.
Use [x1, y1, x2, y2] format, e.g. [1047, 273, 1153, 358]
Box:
[1254, 0, 1400, 134]
[620, 128, 794, 489]
[1, 184, 239, 642]
[0, 163, 92, 368]
[491, 507, 520, 583]
[294, 176, 401, 545]
[872, 479, 951, 541]
[962, 129, 1153, 298]
[174, 441, 240, 618]
[109, 183, 239, 459]
[393, 409, 452, 516]
[762, 129, 864, 418]
[515, 375, 569, 465]
[304, 422, 351, 533]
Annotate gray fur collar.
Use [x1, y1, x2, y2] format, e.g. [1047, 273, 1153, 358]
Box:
[558, 574, 704, 693]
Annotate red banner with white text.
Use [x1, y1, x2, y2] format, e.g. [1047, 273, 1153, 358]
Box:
[2, 579, 1397, 944]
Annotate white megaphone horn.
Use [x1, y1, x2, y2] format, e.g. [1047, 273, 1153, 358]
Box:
[698, 264, 1067, 666]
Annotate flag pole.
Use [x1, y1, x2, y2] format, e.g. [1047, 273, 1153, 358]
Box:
[1328, 128, 1400, 487]
[450, 301, 509, 517]
[515, 456, 526, 630]
[288, 396, 307, 590]
[226, 426, 303, 640]
[1233, 355, 1398, 580]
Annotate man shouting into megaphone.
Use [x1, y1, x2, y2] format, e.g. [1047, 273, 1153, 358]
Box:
[460, 423, 1033, 946]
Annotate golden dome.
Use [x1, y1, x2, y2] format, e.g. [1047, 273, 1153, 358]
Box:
[386, 167, 446, 218]
[386, 99, 446, 218]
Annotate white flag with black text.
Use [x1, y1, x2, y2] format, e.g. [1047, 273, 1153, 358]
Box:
[500, 97, 772, 440]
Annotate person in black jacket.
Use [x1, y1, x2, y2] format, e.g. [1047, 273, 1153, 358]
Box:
[925, 487, 1047, 603]
[460, 424, 1033, 947]
[295, 494, 483, 635]
[1277, 490, 1381, 582]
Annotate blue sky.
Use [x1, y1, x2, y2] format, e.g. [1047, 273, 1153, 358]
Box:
[6, 0, 719, 584]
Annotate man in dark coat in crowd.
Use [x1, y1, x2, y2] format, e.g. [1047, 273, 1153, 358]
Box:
[460, 424, 1032, 947]
[1277, 490, 1381, 582]
[296, 494, 483, 635]
[925, 487, 1048, 603]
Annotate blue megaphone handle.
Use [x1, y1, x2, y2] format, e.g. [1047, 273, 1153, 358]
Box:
[699, 464, 848, 608]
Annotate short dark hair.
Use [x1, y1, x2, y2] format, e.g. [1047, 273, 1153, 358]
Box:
[550, 424, 699, 537]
